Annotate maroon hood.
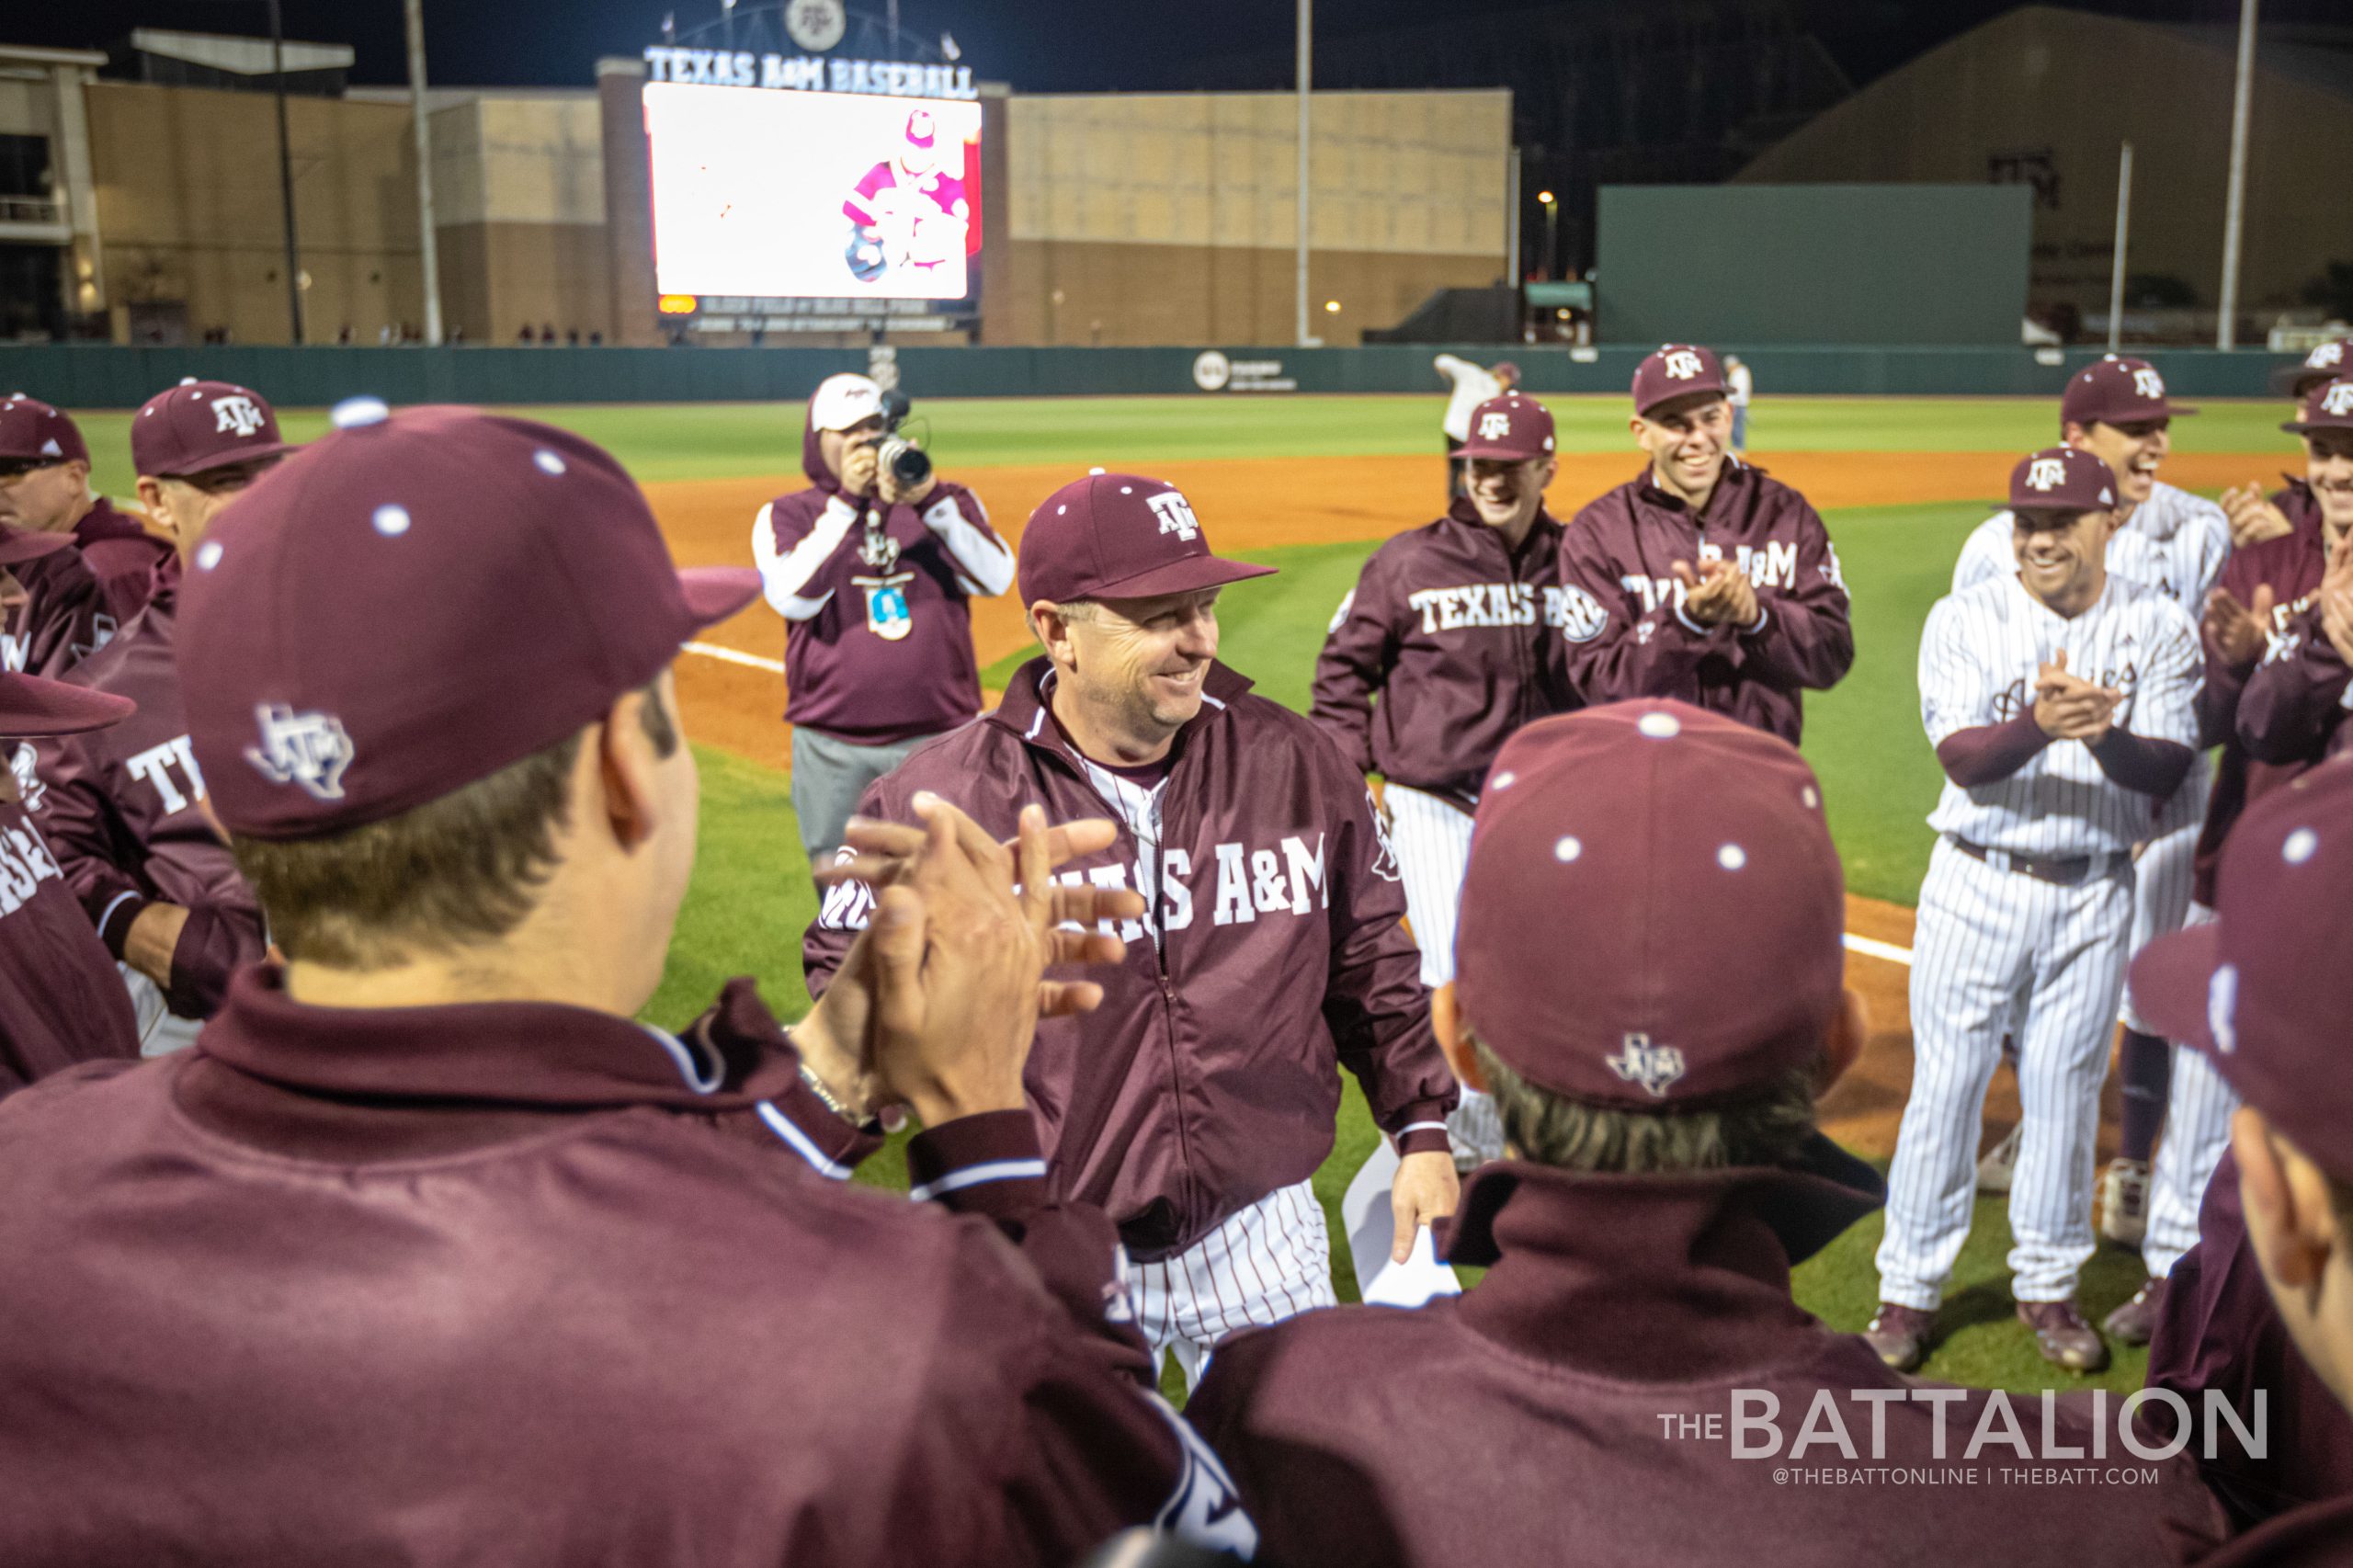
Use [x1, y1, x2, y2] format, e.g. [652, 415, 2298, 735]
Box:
[801, 398, 840, 495]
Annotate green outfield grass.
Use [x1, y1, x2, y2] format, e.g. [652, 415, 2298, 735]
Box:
[68, 392, 2297, 498]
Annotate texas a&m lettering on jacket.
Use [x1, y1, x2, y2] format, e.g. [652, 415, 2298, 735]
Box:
[804, 657, 1455, 1260]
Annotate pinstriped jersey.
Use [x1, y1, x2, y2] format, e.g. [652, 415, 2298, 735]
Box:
[1920, 574, 2201, 856]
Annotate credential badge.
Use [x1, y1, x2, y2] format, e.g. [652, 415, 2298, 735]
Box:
[245, 704, 355, 800]
[1607, 1032, 1687, 1096]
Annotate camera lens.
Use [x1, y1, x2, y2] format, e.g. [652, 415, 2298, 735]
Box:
[889, 441, 932, 488]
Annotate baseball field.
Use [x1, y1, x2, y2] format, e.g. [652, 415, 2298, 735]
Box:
[75, 391, 2300, 1398]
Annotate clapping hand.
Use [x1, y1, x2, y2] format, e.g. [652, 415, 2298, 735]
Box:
[1670, 557, 1761, 630]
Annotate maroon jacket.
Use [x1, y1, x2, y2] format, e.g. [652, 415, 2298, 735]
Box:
[1189, 1143, 2225, 1568]
[71, 498, 173, 624]
[0, 970, 1255, 1566]
[28, 576, 267, 1017]
[2194, 530, 2327, 905]
[2236, 599, 2350, 771]
[756, 415, 1013, 744]
[2199, 1494, 2353, 1566]
[2146, 1148, 2353, 1533]
[1557, 462, 1854, 744]
[3, 544, 113, 679]
[0, 797, 141, 1095]
[2274, 478, 2323, 547]
[1310, 504, 1579, 803]
[805, 658, 1455, 1260]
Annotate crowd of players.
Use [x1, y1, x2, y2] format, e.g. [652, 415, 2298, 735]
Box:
[0, 337, 2347, 1564]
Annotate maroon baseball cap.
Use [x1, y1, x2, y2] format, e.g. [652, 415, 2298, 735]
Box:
[0, 671, 133, 739]
[1017, 472, 1275, 607]
[0, 394, 88, 467]
[2060, 355, 2198, 428]
[2009, 446, 2117, 513]
[0, 524, 74, 566]
[131, 379, 297, 477]
[179, 401, 759, 839]
[1456, 392, 1556, 461]
[2131, 759, 2353, 1185]
[1454, 700, 1845, 1108]
[2282, 377, 2353, 436]
[2273, 336, 2353, 400]
[1631, 344, 1727, 416]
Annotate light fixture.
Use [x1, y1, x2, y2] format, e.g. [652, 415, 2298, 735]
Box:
[1324, 300, 1341, 313]
[657, 294, 699, 315]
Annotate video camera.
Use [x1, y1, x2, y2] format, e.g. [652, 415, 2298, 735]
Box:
[875, 390, 931, 490]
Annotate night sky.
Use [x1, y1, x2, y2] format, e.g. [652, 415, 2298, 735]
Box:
[0, 0, 2307, 95]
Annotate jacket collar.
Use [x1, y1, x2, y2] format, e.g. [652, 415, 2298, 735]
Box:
[73, 496, 153, 546]
[195, 966, 801, 1110]
[1438, 500, 1564, 560]
[1441, 1132, 1884, 1381]
[987, 655, 1254, 761]
[1633, 455, 1753, 518]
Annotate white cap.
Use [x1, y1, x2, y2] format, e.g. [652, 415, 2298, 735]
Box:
[808, 374, 885, 433]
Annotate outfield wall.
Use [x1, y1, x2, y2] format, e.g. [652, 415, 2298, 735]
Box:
[1, 343, 2294, 410]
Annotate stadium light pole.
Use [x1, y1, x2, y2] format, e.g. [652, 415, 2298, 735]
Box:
[2216, 0, 2257, 349]
[267, 0, 304, 344]
[1538, 189, 1558, 282]
[404, 0, 444, 346]
[1295, 0, 1311, 349]
[2105, 142, 2132, 354]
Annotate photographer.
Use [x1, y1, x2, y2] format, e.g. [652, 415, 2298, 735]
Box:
[754, 373, 1014, 868]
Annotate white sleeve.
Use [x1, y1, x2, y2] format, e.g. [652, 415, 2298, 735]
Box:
[1433, 354, 1469, 385]
[1918, 597, 1983, 747]
[2133, 602, 2204, 749]
[2190, 501, 2232, 606]
[752, 498, 855, 621]
[1951, 516, 2011, 596]
[921, 488, 1016, 597]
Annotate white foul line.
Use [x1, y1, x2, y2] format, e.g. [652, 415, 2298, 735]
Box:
[684, 640, 786, 675]
[681, 636, 1926, 967]
[1843, 932, 1915, 967]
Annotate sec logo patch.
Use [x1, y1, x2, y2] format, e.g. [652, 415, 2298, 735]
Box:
[1559, 585, 1609, 643]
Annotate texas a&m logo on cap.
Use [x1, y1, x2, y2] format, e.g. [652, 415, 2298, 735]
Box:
[2326, 383, 2353, 418]
[1662, 348, 1704, 381]
[245, 703, 356, 801]
[2131, 368, 2165, 400]
[2311, 342, 2347, 371]
[2026, 456, 2068, 492]
[1147, 489, 1200, 542]
[1607, 1032, 1687, 1097]
[212, 394, 267, 437]
[1478, 410, 1512, 440]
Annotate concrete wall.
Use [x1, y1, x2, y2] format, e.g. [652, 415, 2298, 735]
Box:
[429, 94, 608, 342]
[993, 89, 1510, 347]
[1734, 6, 2353, 316]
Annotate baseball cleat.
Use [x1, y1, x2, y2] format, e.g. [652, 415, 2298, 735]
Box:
[2018, 1301, 2109, 1372]
[1863, 1303, 1935, 1372]
[1976, 1124, 2021, 1195]
[2098, 1158, 2150, 1246]
[2102, 1279, 2165, 1346]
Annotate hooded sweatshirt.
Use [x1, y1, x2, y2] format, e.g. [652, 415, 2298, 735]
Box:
[751, 401, 1014, 744]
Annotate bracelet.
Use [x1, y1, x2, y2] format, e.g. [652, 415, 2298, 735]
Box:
[796, 1059, 856, 1121]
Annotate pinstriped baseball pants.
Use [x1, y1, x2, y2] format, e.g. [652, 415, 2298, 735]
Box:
[1125, 1178, 1337, 1391]
[2137, 904, 2239, 1279]
[1379, 781, 1504, 1166]
[2119, 796, 2201, 1034]
[1879, 840, 2132, 1309]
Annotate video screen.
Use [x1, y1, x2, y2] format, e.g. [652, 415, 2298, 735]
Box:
[642, 84, 981, 301]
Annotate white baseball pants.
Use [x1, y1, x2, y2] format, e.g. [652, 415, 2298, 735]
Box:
[1880, 840, 2132, 1308]
[1125, 1178, 1336, 1390]
[1381, 782, 1505, 1167]
[2136, 905, 2239, 1279]
[2119, 795, 2201, 1035]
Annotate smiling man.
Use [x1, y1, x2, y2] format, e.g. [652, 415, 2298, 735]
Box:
[1312, 392, 1579, 1167]
[805, 472, 1460, 1387]
[1556, 343, 1853, 743]
[29, 379, 293, 1053]
[1871, 446, 2202, 1376]
[0, 394, 172, 624]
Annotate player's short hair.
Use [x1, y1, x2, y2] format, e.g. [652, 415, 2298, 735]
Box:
[233, 679, 678, 968]
[1472, 1039, 1818, 1174]
[1040, 597, 1099, 623]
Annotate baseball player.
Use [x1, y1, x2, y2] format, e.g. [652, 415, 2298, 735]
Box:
[1311, 390, 1576, 1166]
[1, 524, 111, 679]
[804, 471, 1461, 1385]
[1950, 358, 2227, 1261]
[843, 110, 971, 282]
[2236, 380, 2353, 770]
[1434, 355, 1518, 500]
[1724, 353, 1754, 455]
[29, 380, 291, 1050]
[2220, 334, 2353, 549]
[0, 669, 140, 1096]
[1558, 343, 1854, 742]
[0, 393, 172, 622]
[754, 373, 1013, 868]
[1871, 447, 2202, 1374]
[0, 404, 1256, 1565]
[1187, 702, 2226, 1568]
[2128, 757, 2353, 1558]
